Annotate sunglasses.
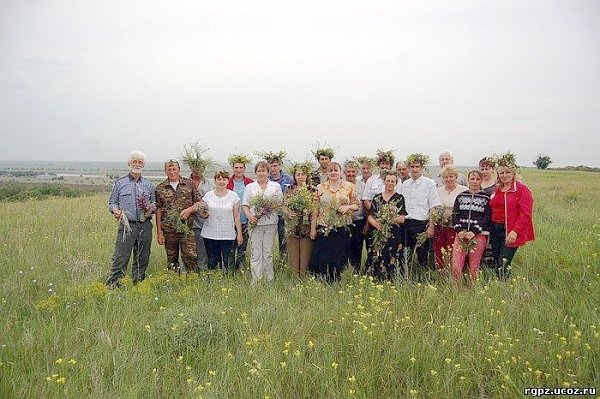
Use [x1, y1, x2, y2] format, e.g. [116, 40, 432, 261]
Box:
[164, 159, 180, 167]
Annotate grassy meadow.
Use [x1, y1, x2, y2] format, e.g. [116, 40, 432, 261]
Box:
[0, 169, 598, 398]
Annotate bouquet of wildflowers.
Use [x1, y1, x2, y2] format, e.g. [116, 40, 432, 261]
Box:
[250, 193, 282, 221]
[416, 231, 429, 248]
[283, 186, 317, 236]
[371, 199, 400, 257]
[196, 201, 209, 216]
[164, 207, 192, 235]
[457, 233, 478, 253]
[136, 193, 156, 220]
[431, 206, 452, 228]
[318, 197, 349, 237]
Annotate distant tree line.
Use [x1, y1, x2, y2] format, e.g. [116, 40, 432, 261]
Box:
[553, 165, 600, 173]
[0, 183, 93, 202]
[0, 170, 53, 177]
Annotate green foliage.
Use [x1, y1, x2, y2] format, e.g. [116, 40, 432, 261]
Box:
[534, 154, 553, 170]
[406, 153, 430, 166]
[255, 150, 287, 164]
[497, 150, 518, 169]
[311, 146, 335, 160]
[555, 165, 600, 172]
[0, 171, 599, 397]
[0, 183, 90, 202]
[227, 153, 252, 166]
[182, 141, 213, 171]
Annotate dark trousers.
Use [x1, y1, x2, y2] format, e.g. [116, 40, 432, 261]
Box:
[277, 216, 287, 254]
[404, 219, 430, 268]
[203, 238, 235, 272]
[233, 224, 249, 269]
[490, 223, 518, 280]
[107, 220, 152, 286]
[349, 218, 366, 271]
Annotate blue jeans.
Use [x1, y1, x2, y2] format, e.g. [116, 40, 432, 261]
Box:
[203, 238, 235, 272]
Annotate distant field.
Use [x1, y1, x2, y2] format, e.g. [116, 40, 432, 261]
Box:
[0, 169, 598, 397]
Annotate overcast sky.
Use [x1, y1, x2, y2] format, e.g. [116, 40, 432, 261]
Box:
[1, 0, 599, 167]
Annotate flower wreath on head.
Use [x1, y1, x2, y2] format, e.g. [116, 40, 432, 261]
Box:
[406, 153, 430, 166]
[353, 156, 376, 168]
[182, 142, 213, 170]
[228, 153, 253, 167]
[481, 154, 498, 168]
[312, 146, 335, 160]
[496, 151, 518, 170]
[255, 150, 287, 164]
[288, 161, 314, 177]
[376, 149, 395, 165]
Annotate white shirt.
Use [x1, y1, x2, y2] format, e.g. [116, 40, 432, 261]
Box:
[351, 179, 366, 220]
[437, 185, 468, 209]
[200, 190, 240, 240]
[398, 175, 441, 221]
[361, 174, 384, 201]
[242, 181, 283, 226]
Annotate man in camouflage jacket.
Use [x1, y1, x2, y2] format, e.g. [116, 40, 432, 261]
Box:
[156, 160, 202, 272]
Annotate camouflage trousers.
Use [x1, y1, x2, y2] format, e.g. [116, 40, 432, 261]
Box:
[163, 231, 198, 272]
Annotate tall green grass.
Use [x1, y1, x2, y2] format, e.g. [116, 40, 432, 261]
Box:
[0, 170, 598, 398]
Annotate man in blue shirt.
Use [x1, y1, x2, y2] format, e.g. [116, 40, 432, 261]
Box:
[106, 151, 156, 287]
[266, 152, 293, 255]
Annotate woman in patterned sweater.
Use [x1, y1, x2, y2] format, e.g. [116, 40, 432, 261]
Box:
[451, 170, 491, 282]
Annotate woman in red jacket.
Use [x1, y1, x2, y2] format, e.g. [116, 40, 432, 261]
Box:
[489, 154, 535, 280]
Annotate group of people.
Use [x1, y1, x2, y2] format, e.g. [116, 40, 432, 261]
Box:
[106, 146, 535, 288]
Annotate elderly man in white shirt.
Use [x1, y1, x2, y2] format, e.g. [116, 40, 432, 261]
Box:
[398, 154, 441, 268]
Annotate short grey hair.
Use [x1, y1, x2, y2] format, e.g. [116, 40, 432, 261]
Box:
[439, 150, 454, 162]
[128, 150, 147, 163]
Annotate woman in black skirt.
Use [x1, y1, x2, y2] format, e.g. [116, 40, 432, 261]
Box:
[309, 162, 360, 282]
[366, 171, 407, 279]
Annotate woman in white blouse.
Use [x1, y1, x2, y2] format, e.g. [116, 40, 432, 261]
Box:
[432, 165, 467, 270]
[200, 170, 243, 273]
[242, 160, 284, 285]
